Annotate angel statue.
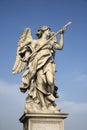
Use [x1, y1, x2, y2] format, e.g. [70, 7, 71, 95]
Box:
[12, 22, 71, 113]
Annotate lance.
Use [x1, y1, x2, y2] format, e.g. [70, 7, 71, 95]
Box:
[48, 21, 72, 41]
[26, 21, 72, 61]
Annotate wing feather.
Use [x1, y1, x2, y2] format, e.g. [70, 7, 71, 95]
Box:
[12, 28, 32, 74]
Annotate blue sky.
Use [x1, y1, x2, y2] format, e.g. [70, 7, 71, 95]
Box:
[0, 0, 87, 130]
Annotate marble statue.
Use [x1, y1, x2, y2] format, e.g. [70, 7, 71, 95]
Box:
[12, 22, 71, 113]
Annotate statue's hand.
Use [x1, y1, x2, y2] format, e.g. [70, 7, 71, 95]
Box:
[59, 26, 66, 34]
[21, 57, 28, 62]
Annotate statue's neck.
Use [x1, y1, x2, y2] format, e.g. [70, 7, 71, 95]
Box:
[40, 33, 47, 41]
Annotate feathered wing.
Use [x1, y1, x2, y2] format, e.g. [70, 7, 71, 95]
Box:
[12, 28, 33, 74]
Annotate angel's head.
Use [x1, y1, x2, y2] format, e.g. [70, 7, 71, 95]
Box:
[36, 26, 51, 38]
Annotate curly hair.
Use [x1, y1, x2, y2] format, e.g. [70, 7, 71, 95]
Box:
[36, 26, 51, 38]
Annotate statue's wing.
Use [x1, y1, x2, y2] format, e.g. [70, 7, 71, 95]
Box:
[12, 28, 32, 74]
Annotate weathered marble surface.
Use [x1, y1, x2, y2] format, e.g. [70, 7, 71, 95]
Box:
[20, 113, 68, 130]
[12, 22, 71, 113]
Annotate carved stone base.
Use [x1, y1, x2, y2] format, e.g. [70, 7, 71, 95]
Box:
[19, 113, 68, 130]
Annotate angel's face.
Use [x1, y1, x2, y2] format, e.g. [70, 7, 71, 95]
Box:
[44, 29, 50, 37]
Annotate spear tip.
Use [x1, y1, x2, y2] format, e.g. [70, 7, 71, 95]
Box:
[68, 21, 72, 25]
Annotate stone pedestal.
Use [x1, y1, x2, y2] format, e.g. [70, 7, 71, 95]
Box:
[19, 113, 68, 130]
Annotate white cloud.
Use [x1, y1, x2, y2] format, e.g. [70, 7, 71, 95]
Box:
[0, 79, 26, 98]
[76, 73, 87, 82]
[58, 101, 87, 130]
[0, 80, 87, 130]
[59, 101, 87, 114]
[71, 71, 87, 83]
[0, 80, 17, 95]
[0, 80, 25, 130]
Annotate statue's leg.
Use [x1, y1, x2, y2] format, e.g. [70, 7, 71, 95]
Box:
[36, 70, 47, 109]
[46, 70, 54, 93]
[43, 62, 54, 94]
[38, 90, 47, 109]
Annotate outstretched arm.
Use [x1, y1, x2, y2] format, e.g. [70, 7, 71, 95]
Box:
[54, 27, 66, 50]
[54, 33, 64, 50]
